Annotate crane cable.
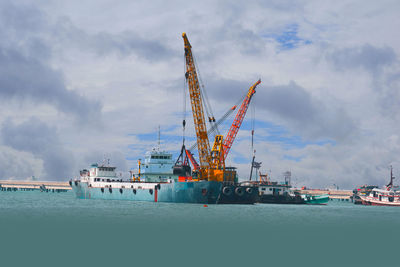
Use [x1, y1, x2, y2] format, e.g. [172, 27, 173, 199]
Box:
[192, 53, 219, 135]
[189, 91, 248, 152]
[182, 53, 187, 145]
[249, 96, 256, 181]
[251, 96, 256, 150]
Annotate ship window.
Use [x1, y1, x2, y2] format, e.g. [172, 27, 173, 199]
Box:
[269, 188, 272, 191]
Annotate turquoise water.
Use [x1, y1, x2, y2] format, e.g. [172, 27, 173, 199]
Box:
[1, 191, 399, 267]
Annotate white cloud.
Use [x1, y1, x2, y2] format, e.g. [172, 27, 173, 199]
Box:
[0, 0, 400, 187]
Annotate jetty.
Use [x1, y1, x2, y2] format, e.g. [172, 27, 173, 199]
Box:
[0, 180, 71, 192]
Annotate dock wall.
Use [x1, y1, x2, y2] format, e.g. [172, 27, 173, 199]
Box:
[0, 180, 71, 192]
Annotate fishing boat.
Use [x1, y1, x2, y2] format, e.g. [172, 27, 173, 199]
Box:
[301, 194, 329, 205]
[359, 166, 400, 206]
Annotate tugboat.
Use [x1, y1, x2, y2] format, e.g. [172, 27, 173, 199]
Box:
[359, 166, 400, 206]
[242, 170, 305, 204]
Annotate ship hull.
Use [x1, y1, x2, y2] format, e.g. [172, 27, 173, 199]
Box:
[71, 180, 258, 204]
[302, 194, 329, 205]
[360, 196, 400, 206]
[217, 185, 258, 204]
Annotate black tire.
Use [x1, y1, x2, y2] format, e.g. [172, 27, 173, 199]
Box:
[222, 186, 232, 196]
[235, 187, 244, 196]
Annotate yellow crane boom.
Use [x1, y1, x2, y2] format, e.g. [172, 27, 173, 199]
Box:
[182, 32, 212, 171]
[182, 33, 238, 182]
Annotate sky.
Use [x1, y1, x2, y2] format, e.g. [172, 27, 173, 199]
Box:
[1, 0, 400, 189]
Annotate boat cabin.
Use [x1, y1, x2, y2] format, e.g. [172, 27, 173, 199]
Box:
[139, 149, 175, 182]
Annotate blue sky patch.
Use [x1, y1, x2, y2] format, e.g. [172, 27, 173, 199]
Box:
[238, 120, 336, 149]
[263, 23, 312, 50]
[126, 117, 335, 167]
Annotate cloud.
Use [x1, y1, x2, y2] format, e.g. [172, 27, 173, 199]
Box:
[326, 43, 400, 118]
[0, 0, 399, 189]
[0, 146, 43, 180]
[259, 81, 357, 141]
[0, 48, 102, 122]
[0, 2, 102, 123]
[55, 17, 176, 61]
[327, 44, 396, 74]
[1, 117, 74, 180]
[203, 77, 356, 142]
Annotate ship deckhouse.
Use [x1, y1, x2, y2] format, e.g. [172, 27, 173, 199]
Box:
[140, 148, 175, 182]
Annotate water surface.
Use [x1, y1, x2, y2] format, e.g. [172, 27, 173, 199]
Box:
[0, 191, 398, 267]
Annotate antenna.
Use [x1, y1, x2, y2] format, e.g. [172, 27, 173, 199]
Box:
[284, 171, 291, 186]
[158, 125, 161, 150]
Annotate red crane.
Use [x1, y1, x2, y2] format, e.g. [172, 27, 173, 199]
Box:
[222, 79, 261, 162]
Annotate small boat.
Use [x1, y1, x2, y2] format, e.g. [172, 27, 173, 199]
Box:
[243, 171, 306, 204]
[301, 194, 329, 205]
[359, 166, 400, 206]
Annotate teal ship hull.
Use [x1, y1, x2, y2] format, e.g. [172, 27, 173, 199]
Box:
[302, 194, 329, 205]
[71, 180, 222, 203]
[71, 180, 258, 204]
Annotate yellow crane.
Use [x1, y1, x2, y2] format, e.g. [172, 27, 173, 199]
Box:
[182, 33, 231, 182]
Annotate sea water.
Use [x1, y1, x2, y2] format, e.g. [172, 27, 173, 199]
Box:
[0, 191, 398, 267]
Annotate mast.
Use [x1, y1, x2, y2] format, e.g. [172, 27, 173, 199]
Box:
[387, 165, 395, 189]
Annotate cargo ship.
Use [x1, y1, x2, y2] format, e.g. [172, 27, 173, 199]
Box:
[70, 146, 258, 204]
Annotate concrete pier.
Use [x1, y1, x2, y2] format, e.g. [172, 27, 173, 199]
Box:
[0, 180, 71, 192]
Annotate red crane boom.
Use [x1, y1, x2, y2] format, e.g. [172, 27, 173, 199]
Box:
[222, 79, 261, 160]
